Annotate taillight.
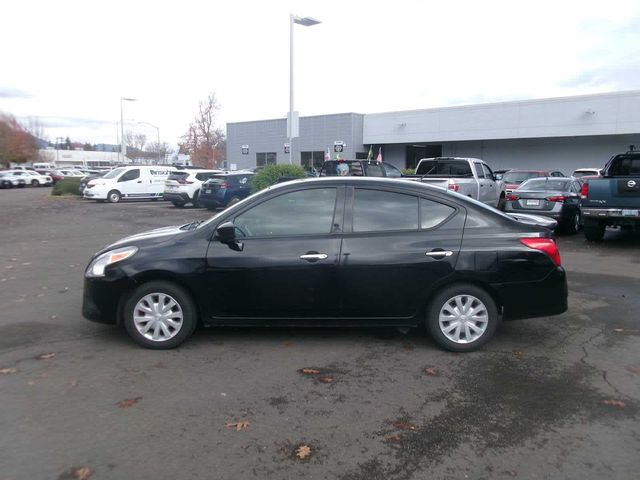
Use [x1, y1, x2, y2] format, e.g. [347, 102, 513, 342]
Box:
[580, 182, 588, 199]
[447, 184, 460, 192]
[506, 194, 519, 201]
[177, 179, 194, 185]
[520, 238, 562, 266]
[546, 196, 566, 202]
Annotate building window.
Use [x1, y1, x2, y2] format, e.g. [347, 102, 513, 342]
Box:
[355, 152, 368, 159]
[300, 151, 325, 172]
[256, 152, 277, 166]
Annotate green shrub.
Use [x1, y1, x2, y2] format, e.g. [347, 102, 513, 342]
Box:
[251, 164, 307, 193]
[51, 177, 81, 196]
[402, 168, 416, 176]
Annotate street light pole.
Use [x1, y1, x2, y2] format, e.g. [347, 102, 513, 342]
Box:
[138, 121, 161, 164]
[289, 14, 321, 165]
[120, 97, 136, 164]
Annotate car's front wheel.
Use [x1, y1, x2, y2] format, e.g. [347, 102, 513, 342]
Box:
[123, 281, 197, 349]
[427, 283, 498, 352]
[107, 190, 121, 203]
[31, 179, 40, 187]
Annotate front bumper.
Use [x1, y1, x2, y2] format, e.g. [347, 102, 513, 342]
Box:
[83, 188, 108, 200]
[495, 267, 568, 321]
[82, 274, 136, 324]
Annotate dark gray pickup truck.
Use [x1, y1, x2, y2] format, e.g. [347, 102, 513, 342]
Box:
[581, 150, 640, 241]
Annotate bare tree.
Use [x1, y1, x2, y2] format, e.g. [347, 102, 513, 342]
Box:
[134, 133, 147, 151]
[179, 92, 225, 169]
[147, 141, 174, 162]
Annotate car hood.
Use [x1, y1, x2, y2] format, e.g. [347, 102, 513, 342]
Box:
[97, 225, 187, 254]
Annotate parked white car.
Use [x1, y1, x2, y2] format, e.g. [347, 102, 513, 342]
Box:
[0, 171, 27, 188]
[58, 169, 86, 177]
[163, 169, 225, 207]
[571, 167, 603, 178]
[84, 166, 176, 203]
[6, 170, 53, 186]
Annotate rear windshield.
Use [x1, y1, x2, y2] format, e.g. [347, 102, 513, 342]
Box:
[572, 170, 598, 177]
[608, 156, 640, 176]
[168, 172, 190, 181]
[502, 171, 543, 183]
[518, 178, 571, 191]
[415, 159, 472, 177]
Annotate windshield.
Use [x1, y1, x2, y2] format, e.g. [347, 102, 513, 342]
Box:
[102, 167, 126, 179]
[518, 178, 571, 191]
[416, 159, 472, 177]
[502, 171, 543, 183]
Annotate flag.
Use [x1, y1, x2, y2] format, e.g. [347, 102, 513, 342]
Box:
[367, 145, 373, 161]
[376, 147, 383, 163]
[335, 152, 342, 161]
[324, 148, 331, 161]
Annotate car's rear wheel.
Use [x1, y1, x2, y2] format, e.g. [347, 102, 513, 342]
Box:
[123, 281, 197, 349]
[497, 194, 506, 211]
[172, 201, 185, 208]
[107, 190, 121, 203]
[192, 190, 201, 208]
[584, 221, 605, 242]
[565, 211, 580, 234]
[31, 179, 40, 187]
[427, 284, 498, 352]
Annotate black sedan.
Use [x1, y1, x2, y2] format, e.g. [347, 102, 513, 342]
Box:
[83, 177, 568, 352]
[504, 177, 583, 233]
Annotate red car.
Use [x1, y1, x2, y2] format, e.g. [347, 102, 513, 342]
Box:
[37, 170, 64, 184]
[502, 170, 566, 194]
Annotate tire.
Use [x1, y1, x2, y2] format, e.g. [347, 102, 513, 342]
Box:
[426, 283, 499, 352]
[123, 281, 197, 349]
[107, 190, 121, 203]
[172, 201, 185, 208]
[151, 197, 159, 202]
[226, 196, 241, 207]
[192, 190, 201, 208]
[31, 180, 40, 187]
[497, 194, 506, 211]
[584, 222, 605, 242]
[565, 211, 580, 235]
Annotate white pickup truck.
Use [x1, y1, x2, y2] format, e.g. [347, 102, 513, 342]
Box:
[412, 157, 506, 209]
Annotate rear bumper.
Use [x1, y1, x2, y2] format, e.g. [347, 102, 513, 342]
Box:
[494, 267, 568, 321]
[200, 196, 226, 208]
[582, 208, 640, 220]
[163, 192, 191, 203]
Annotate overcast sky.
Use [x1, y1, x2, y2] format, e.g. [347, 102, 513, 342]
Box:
[1, 0, 639, 148]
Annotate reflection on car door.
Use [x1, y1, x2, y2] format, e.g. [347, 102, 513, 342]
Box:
[205, 186, 345, 322]
[339, 187, 464, 321]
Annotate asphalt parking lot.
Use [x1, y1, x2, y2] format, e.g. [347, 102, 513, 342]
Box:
[1, 188, 639, 480]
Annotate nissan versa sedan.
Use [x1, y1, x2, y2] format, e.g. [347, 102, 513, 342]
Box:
[83, 177, 568, 352]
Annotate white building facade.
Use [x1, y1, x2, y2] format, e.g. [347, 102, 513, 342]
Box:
[227, 90, 640, 174]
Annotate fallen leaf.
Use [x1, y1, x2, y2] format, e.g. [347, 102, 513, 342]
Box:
[37, 352, 56, 360]
[625, 365, 640, 374]
[384, 435, 401, 443]
[613, 328, 624, 332]
[1, 367, 18, 375]
[319, 376, 334, 384]
[58, 466, 94, 480]
[117, 396, 142, 408]
[515, 351, 524, 360]
[393, 421, 418, 431]
[601, 399, 626, 408]
[424, 367, 438, 376]
[153, 362, 167, 369]
[49, 315, 58, 320]
[296, 445, 311, 459]
[300, 368, 321, 375]
[225, 421, 250, 431]
[69, 379, 78, 387]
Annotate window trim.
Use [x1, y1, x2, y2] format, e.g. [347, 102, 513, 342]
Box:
[344, 186, 460, 235]
[229, 186, 345, 239]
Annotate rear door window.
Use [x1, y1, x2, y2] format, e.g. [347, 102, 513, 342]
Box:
[421, 198, 456, 229]
[382, 163, 403, 178]
[363, 163, 384, 177]
[353, 189, 418, 232]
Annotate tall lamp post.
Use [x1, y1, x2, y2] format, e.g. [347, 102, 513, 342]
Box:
[120, 97, 136, 164]
[138, 121, 161, 164]
[289, 14, 321, 165]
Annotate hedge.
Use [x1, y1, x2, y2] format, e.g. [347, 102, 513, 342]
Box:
[251, 164, 307, 193]
[51, 177, 82, 196]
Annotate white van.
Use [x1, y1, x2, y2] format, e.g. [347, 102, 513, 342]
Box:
[83, 166, 175, 203]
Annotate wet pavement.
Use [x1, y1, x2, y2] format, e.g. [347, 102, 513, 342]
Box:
[1, 188, 639, 480]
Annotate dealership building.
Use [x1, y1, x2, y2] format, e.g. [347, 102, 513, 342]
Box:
[226, 90, 640, 174]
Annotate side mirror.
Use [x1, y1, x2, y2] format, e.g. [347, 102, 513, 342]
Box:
[215, 222, 244, 251]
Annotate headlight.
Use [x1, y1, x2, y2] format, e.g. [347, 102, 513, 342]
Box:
[85, 246, 138, 277]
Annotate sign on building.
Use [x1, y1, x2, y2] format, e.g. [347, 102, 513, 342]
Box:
[241, 145, 249, 155]
[334, 141, 345, 153]
[284, 143, 290, 154]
